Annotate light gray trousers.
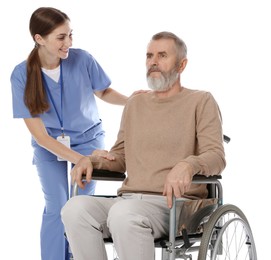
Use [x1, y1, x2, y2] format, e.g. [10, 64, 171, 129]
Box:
[61, 193, 185, 260]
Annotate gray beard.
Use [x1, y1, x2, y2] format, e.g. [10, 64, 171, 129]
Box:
[147, 70, 179, 92]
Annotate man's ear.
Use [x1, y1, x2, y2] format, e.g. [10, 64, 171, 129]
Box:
[179, 58, 188, 73]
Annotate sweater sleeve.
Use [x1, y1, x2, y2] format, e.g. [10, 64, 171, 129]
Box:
[182, 92, 226, 176]
[90, 106, 127, 173]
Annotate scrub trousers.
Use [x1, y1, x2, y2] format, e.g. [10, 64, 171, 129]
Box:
[36, 160, 96, 260]
[61, 193, 186, 260]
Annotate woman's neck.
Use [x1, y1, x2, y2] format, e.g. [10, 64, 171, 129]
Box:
[39, 49, 60, 69]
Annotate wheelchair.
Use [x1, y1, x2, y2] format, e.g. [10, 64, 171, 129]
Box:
[69, 136, 257, 260]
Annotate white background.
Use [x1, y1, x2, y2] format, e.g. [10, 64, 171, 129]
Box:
[1, 0, 270, 259]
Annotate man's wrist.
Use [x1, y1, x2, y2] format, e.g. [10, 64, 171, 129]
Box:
[85, 156, 95, 164]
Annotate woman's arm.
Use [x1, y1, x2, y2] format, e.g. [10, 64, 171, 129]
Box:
[94, 87, 128, 105]
[24, 117, 84, 164]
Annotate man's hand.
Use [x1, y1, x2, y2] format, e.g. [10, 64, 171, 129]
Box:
[71, 157, 93, 189]
[163, 162, 193, 208]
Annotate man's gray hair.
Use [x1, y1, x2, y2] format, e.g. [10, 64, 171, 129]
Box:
[151, 31, 187, 60]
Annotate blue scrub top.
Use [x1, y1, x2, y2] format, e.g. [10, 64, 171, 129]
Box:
[11, 48, 111, 163]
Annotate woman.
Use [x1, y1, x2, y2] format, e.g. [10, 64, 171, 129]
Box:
[10, 7, 137, 260]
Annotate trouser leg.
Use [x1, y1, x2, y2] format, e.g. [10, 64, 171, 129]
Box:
[37, 160, 97, 260]
[107, 194, 175, 260]
[61, 195, 118, 260]
[36, 161, 70, 260]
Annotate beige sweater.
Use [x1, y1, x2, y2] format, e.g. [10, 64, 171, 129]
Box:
[91, 88, 226, 199]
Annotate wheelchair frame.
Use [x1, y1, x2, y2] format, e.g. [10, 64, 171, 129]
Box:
[71, 169, 257, 260]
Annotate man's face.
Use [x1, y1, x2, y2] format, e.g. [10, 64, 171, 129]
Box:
[146, 39, 179, 92]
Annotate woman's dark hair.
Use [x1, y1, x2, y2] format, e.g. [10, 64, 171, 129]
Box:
[25, 7, 70, 116]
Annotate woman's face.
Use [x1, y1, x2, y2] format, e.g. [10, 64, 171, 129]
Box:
[36, 20, 73, 62]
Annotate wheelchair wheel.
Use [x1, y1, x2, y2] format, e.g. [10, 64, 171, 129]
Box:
[198, 204, 257, 260]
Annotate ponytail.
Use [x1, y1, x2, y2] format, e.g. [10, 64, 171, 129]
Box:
[24, 47, 49, 116]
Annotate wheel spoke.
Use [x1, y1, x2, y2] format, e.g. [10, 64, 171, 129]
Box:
[198, 205, 257, 260]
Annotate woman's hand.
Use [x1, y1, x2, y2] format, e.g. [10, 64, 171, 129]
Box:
[71, 157, 93, 189]
[128, 89, 151, 99]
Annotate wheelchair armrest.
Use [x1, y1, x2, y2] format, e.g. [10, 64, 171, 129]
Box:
[192, 174, 221, 181]
[192, 174, 221, 185]
[72, 171, 222, 198]
[91, 169, 126, 181]
[191, 174, 222, 204]
[71, 169, 125, 197]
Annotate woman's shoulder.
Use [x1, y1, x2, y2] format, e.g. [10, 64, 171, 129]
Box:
[68, 48, 95, 61]
[12, 60, 27, 70]
[11, 60, 27, 79]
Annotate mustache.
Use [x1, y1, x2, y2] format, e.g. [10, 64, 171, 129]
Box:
[147, 66, 161, 76]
